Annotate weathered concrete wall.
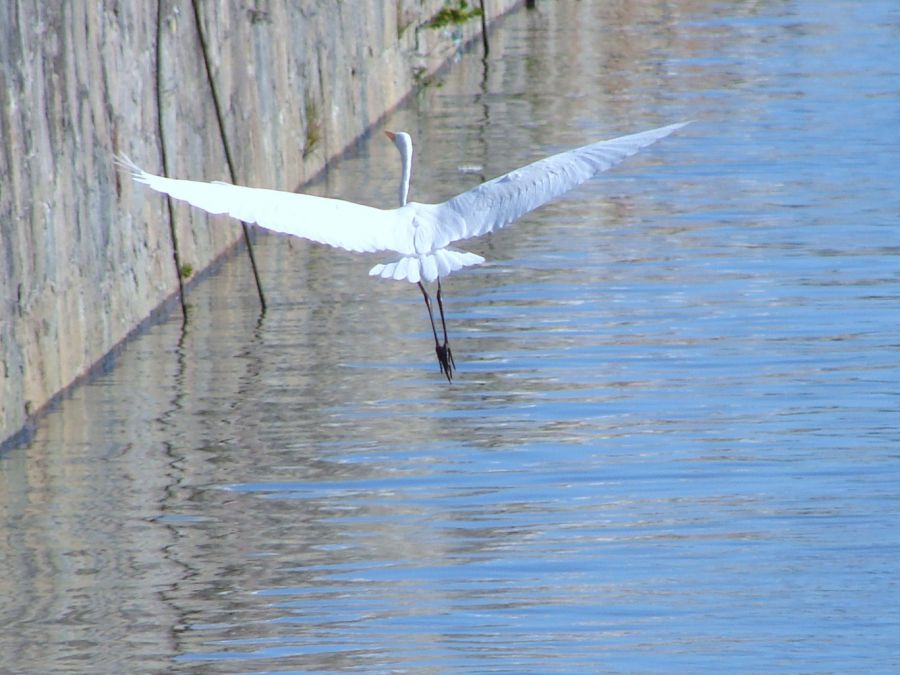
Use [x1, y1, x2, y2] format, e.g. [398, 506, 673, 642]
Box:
[1, 0, 521, 446]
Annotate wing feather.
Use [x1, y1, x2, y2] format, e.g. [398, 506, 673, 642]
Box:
[117, 155, 414, 255]
[428, 121, 689, 247]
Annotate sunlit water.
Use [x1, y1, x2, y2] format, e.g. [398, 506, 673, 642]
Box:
[3, 1, 900, 672]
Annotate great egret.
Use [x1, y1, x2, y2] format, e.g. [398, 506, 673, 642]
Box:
[119, 121, 688, 380]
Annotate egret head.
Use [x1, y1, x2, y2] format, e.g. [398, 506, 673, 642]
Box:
[385, 130, 413, 158]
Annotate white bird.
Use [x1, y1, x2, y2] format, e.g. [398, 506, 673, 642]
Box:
[118, 121, 688, 380]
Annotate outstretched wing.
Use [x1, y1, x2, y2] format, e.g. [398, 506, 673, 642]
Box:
[117, 155, 414, 255]
[428, 121, 689, 247]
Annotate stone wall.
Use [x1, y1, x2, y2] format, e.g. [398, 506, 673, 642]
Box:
[1, 0, 521, 446]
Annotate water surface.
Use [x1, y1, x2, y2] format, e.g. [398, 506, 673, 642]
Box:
[2, 1, 899, 672]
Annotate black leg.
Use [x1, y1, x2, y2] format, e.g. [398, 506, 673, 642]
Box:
[436, 279, 455, 371]
[419, 281, 453, 381]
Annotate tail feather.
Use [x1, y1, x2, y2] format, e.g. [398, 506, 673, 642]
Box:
[369, 250, 485, 283]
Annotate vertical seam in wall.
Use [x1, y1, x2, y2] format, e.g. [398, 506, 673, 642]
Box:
[479, 0, 490, 56]
[189, 0, 267, 311]
[156, 0, 188, 320]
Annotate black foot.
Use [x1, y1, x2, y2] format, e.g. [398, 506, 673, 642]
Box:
[436, 342, 455, 382]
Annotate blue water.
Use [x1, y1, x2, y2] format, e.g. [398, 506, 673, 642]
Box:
[2, 1, 899, 672]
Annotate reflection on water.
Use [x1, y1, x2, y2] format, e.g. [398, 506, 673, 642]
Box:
[3, 0, 900, 671]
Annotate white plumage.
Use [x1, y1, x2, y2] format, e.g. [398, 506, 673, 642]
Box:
[119, 121, 688, 380]
[118, 121, 688, 284]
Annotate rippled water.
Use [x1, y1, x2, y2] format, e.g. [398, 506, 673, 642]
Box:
[3, 1, 900, 672]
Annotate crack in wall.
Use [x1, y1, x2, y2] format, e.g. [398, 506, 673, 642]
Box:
[189, 0, 267, 311]
[156, 0, 188, 321]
